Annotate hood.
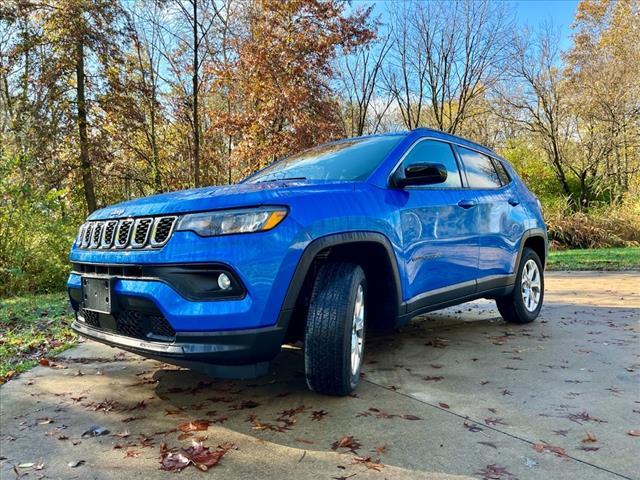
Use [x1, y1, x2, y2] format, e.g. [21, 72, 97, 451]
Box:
[87, 180, 357, 220]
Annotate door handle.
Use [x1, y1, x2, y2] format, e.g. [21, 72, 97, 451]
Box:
[508, 198, 520, 207]
[457, 199, 477, 209]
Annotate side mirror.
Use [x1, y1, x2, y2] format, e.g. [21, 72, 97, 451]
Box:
[392, 162, 448, 188]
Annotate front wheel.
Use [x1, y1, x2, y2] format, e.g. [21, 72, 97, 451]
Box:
[496, 247, 544, 324]
[304, 262, 366, 396]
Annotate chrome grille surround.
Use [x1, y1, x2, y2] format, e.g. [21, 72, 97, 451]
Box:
[130, 218, 153, 248]
[149, 216, 178, 247]
[90, 222, 104, 249]
[101, 220, 118, 248]
[77, 216, 177, 250]
[114, 219, 134, 248]
[82, 223, 94, 248]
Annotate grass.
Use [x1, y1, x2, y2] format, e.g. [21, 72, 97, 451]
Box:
[548, 247, 640, 271]
[0, 292, 77, 384]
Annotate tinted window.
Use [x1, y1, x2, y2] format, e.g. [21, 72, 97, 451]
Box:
[493, 159, 511, 185]
[458, 147, 502, 189]
[400, 140, 462, 188]
[245, 135, 404, 183]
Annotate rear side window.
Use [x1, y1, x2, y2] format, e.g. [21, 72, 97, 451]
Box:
[457, 147, 502, 189]
[492, 159, 511, 185]
[401, 140, 462, 188]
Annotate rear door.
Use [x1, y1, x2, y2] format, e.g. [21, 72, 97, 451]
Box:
[390, 139, 479, 305]
[455, 147, 522, 287]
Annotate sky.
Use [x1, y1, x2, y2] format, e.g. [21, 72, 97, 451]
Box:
[358, 0, 580, 52]
[509, 0, 579, 50]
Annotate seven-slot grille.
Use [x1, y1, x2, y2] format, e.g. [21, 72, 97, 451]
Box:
[77, 216, 177, 250]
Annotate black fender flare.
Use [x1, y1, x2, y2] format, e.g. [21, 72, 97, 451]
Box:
[275, 231, 404, 330]
[515, 227, 548, 271]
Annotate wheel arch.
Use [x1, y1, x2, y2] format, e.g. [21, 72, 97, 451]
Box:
[278, 232, 404, 342]
[518, 228, 548, 269]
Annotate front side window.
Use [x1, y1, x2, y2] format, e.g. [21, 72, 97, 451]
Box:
[245, 135, 404, 183]
[400, 140, 463, 188]
[457, 147, 502, 189]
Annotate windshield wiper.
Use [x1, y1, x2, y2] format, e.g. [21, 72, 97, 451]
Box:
[258, 176, 307, 183]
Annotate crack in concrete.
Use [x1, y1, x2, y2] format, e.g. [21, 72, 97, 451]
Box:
[363, 378, 634, 480]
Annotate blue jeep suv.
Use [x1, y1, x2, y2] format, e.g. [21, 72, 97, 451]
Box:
[68, 128, 547, 395]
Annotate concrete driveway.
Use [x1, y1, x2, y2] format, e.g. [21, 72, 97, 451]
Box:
[1, 272, 638, 479]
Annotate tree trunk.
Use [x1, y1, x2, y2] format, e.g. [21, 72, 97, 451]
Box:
[150, 84, 162, 193]
[192, 0, 201, 187]
[76, 39, 97, 213]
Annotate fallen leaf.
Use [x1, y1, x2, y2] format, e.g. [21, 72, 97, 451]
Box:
[533, 442, 567, 458]
[582, 431, 597, 443]
[68, 460, 85, 468]
[178, 420, 209, 432]
[311, 410, 328, 421]
[160, 442, 231, 472]
[400, 414, 421, 421]
[331, 436, 362, 453]
[475, 464, 517, 479]
[352, 456, 383, 471]
[627, 430, 640, 437]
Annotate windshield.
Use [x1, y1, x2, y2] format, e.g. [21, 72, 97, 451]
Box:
[245, 135, 404, 183]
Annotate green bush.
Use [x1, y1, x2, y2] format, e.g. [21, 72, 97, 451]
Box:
[0, 155, 82, 298]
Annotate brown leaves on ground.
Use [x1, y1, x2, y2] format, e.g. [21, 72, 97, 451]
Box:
[582, 431, 597, 443]
[84, 398, 149, 414]
[422, 375, 444, 382]
[627, 430, 640, 436]
[533, 442, 568, 458]
[38, 358, 67, 369]
[278, 405, 308, 417]
[475, 464, 518, 480]
[311, 410, 328, 421]
[352, 456, 384, 471]
[245, 414, 290, 433]
[565, 411, 606, 425]
[159, 441, 234, 472]
[177, 420, 209, 432]
[331, 436, 362, 454]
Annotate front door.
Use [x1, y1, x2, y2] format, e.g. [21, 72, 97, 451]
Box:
[389, 139, 480, 307]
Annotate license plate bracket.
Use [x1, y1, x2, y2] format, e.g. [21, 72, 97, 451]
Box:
[81, 276, 115, 314]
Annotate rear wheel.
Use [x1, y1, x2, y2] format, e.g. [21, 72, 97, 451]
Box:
[496, 247, 544, 324]
[304, 262, 366, 396]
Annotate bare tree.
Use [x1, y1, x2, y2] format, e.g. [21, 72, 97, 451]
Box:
[384, 0, 513, 134]
[337, 36, 392, 137]
[498, 26, 573, 200]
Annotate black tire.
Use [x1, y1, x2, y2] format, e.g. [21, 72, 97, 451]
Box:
[496, 247, 544, 324]
[304, 262, 366, 396]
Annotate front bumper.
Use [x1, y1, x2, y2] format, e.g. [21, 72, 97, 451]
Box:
[71, 316, 285, 367]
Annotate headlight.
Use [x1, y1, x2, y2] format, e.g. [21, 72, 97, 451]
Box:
[176, 207, 288, 237]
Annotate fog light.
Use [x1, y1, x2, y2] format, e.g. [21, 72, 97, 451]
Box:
[217, 273, 232, 290]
